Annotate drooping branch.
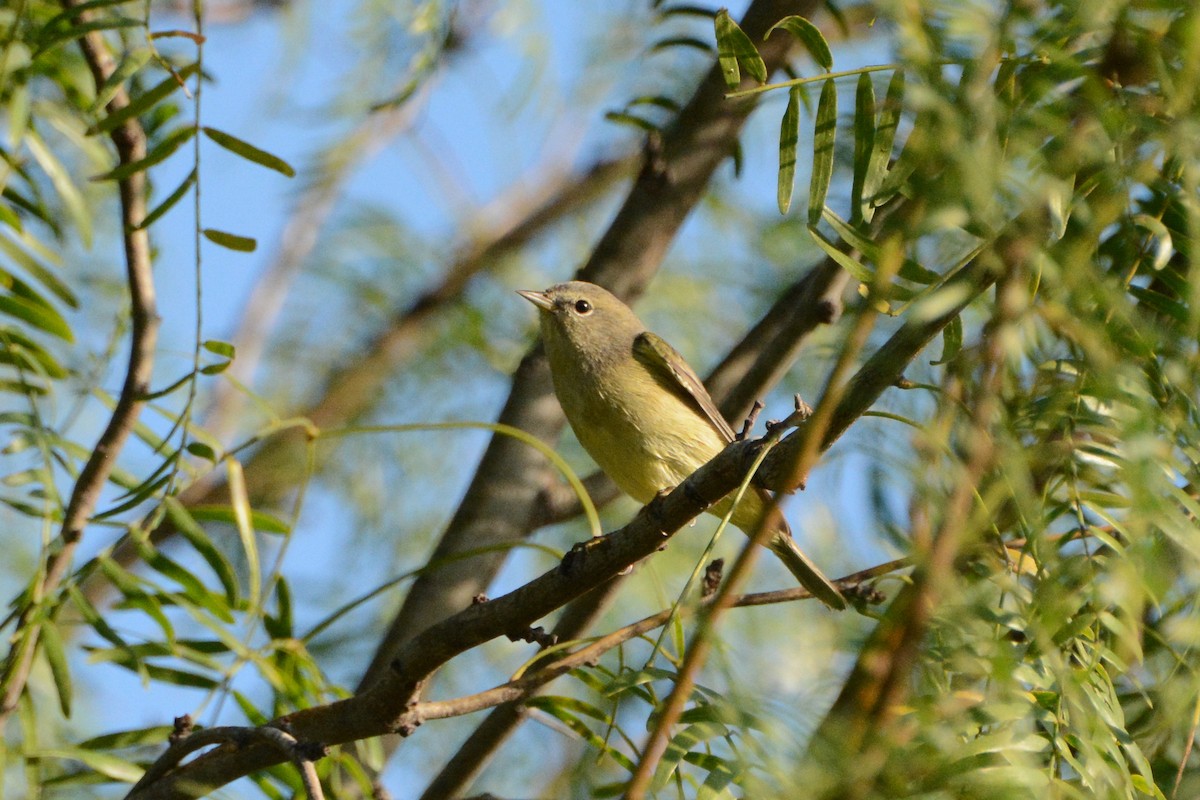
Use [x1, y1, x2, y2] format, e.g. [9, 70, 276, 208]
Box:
[0, 0, 159, 724]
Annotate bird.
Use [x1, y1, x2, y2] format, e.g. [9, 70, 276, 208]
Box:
[518, 280, 845, 609]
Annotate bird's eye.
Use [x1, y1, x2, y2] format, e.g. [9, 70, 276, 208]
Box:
[573, 299, 593, 315]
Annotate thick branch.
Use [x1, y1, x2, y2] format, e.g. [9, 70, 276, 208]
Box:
[357, 0, 814, 695]
[0, 0, 158, 723]
[125, 221, 1004, 798]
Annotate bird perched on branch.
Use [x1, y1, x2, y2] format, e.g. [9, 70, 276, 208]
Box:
[519, 281, 845, 609]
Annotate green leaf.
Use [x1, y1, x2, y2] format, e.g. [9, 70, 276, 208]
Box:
[164, 497, 240, 606]
[78, 726, 174, 751]
[190, 504, 291, 534]
[264, 578, 293, 639]
[851, 72, 875, 224]
[863, 69, 904, 216]
[822, 209, 941, 284]
[186, 441, 218, 461]
[648, 36, 714, 54]
[32, 748, 144, 783]
[90, 63, 199, 136]
[24, 130, 92, 247]
[137, 168, 196, 230]
[931, 314, 962, 365]
[0, 227, 76, 308]
[202, 228, 257, 253]
[808, 78, 837, 225]
[202, 339, 236, 358]
[91, 48, 154, 114]
[34, 16, 142, 57]
[134, 538, 235, 624]
[66, 585, 128, 649]
[202, 127, 295, 177]
[603, 111, 659, 132]
[40, 621, 72, 717]
[714, 9, 767, 89]
[93, 125, 196, 182]
[0, 293, 74, 341]
[809, 227, 873, 283]
[777, 87, 801, 214]
[1131, 213, 1174, 271]
[764, 15, 832, 70]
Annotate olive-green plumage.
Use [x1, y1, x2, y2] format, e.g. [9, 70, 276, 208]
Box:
[519, 281, 845, 610]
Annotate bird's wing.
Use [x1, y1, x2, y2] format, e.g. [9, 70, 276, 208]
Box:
[633, 331, 736, 443]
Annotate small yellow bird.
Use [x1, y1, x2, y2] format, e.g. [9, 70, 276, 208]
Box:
[519, 281, 845, 609]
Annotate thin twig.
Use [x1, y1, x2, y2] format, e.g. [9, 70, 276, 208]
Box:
[0, 0, 159, 724]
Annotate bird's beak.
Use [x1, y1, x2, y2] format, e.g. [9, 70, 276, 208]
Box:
[516, 289, 554, 312]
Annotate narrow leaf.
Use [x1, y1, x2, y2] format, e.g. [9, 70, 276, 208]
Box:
[202, 228, 257, 253]
[809, 227, 873, 283]
[863, 69, 904, 216]
[91, 48, 153, 114]
[714, 10, 767, 89]
[40, 621, 73, 717]
[202, 339, 236, 358]
[777, 86, 800, 214]
[32, 749, 143, 783]
[90, 63, 199, 136]
[137, 168, 196, 230]
[202, 127, 295, 177]
[24, 131, 91, 246]
[808, 78, 837, 225]
[226, 459, 261, 609]
[0, 294, 74, 341]
[851, 72, 876, 224]
[764, 15, 832, 70]
[93, 125, 196, 182]
[931, 315, 962, 365]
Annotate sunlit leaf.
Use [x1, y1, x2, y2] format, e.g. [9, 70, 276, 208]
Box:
[764, 15, 832, 70]
[808, 78, 836, 225]
[714, 9, 766, 89]
[202, 127, 296, 177]
[777, 87, 800, 214]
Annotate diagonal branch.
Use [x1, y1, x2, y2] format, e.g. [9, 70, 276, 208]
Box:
[82, 150, 634, 602]
[355, 0, 815, 696]
[423, 255, 850, 800]
[0, 0, 159, 724]
[126, 212, 1006, 800]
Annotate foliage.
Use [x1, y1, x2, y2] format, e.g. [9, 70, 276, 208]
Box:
[1, 0, 1199, 799]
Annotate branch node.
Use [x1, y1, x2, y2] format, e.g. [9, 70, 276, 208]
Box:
[736, 400, 765, 441]
[639, 130, 669, 185]
[169, 714, 194, 745]
[793, 393, 813, 419]
[506, 626, 558, 647]
[702, 558, 724, 598]
[816, 298, 840, 324]
[472, 594, 489, 605]
[894, 375, 915, 389]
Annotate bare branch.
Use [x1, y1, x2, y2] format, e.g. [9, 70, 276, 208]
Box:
[0, 0, 159, 724]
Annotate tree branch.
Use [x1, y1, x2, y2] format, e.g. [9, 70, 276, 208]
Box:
[356, 0, 815, 695]
[82, 150, 635, 603]
[124, 215, 1009, 797]
[0, 0, 159, 724]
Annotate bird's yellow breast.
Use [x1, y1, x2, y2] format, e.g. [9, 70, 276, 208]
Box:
[551, 354, 727, 505]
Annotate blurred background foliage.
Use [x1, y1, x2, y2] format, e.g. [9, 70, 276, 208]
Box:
[1, 0, 1199, 798]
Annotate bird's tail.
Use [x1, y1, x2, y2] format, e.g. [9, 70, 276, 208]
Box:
[766, 529, 846, 610]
